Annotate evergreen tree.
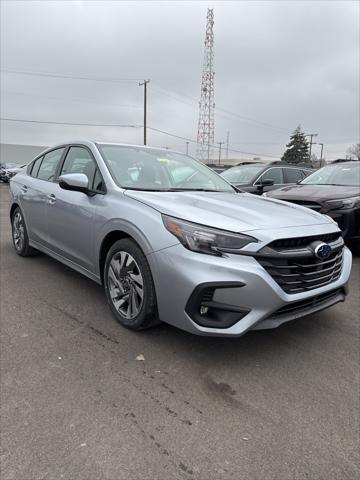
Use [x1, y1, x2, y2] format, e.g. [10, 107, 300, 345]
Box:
[281, 125, 310, 164]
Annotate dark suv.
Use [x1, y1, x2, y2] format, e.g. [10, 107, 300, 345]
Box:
[264, 162, 360, 246]
[220, 162, 313, 194]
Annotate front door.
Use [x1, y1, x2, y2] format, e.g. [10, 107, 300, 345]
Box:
[43, 146, 105, 273]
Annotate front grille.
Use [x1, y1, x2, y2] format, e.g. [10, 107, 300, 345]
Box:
[258, 233, 344, 294]
[285, 200, 322, 211]
[271, 232, 341, 250]
[269, 288, 345, 318]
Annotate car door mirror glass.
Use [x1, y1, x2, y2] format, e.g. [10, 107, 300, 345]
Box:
[59, 173, 89, 194]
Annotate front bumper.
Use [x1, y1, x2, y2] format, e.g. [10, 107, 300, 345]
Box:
[148, 235, 352, 337]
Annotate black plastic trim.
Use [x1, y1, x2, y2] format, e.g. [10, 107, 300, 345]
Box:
[185, 281, 249, 329]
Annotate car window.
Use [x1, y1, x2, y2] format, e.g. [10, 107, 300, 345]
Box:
[60, 146, 104, 192]
[221, 165, 264, 184]
[256, 168, 283, 184]
[30, 156, 43, 177]
[37, 149, 65, 181]
[284, 168, 304, 183]
[98, 145, 234, 192]
[92, 168, 105, 192]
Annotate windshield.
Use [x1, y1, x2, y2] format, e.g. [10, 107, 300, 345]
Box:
[221, 165, 264, 184]
[301, 163, 360, 187]
[97, 145, 235, 192]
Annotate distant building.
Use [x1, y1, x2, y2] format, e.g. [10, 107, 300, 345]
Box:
[0, 143, 47, 165]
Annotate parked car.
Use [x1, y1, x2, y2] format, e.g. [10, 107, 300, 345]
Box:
[206, 164, 231, 174]
[264, 162, 360, 247]
[0, 162, 19, 182]
[0, 164, 27, 183]
[9, 141, 351, 337]
[220, 162, 313, 194]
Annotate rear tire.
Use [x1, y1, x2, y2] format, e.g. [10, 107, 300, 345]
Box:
[11, 207, 38, 257]
[104, 239, 160, 330]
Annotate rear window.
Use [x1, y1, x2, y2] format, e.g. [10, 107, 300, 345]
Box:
[284, 168, 304, 183]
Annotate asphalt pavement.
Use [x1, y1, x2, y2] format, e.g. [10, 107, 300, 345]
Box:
[1, 183, 359, 480]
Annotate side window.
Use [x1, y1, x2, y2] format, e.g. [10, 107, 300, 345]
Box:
[257, 168, 283, 184]
[37, 149, 65, 181]
[92, 168, 105, 192]
[284, 168, 304, 183]
[60, 146, 105, 192]
[30, 156, 43, 178]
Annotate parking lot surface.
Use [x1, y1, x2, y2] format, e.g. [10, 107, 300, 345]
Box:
[1, 182, 359, 480]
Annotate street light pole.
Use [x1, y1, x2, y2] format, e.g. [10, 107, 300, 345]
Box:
[186, 141, 190, 155]
[217, 142, 224, 165]
[139, 79, 150, 145]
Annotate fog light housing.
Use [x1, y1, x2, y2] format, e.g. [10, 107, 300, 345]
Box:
[186, 282, 250, 329]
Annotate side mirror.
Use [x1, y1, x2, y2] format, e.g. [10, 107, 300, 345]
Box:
[256, 178, 274, 191]
[59, 173, 89, 194]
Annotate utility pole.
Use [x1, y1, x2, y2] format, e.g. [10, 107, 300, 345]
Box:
[139, 79, 150, 145]
[318, 143, 324, 167]
[305, 133, 318, 163]
[226, 131, 230, 160]
[185, 141, 190, 155]
[217, 141, 224, 165]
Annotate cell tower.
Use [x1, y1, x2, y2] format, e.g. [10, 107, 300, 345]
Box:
[197, 8, 215, 163]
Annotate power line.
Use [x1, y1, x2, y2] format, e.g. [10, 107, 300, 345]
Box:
[2, 90, 142, 109]
[147, 126, 279, 158]
[151, 82, 290, 133]
[1, 68, 143, 83]
[0, 117, 279, 157]
[0, 117, 141, 128]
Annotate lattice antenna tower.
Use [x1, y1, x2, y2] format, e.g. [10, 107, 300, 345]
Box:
[197, 8, 215, 163]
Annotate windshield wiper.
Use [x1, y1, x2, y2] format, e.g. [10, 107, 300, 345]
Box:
[161, 188, 230, 192]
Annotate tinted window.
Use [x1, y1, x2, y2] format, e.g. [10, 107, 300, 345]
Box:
[30, 156, 43, 177]
[257, 168, 283, 184]
[37, 149, 65, 181]
[284, 168, 304, 183]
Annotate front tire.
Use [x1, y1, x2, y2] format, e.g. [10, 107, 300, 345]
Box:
[11, 207, 38, 257]
[104, 239, 159, 330]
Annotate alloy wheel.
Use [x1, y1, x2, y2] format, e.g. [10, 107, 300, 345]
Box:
[13, 212, 25, 251]
[107, 251, 144, 319]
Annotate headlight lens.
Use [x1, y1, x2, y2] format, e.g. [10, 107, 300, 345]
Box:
[325, 196, 360, 210]
[162, 215, 257, 256]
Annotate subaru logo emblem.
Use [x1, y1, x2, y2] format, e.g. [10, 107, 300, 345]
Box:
[314, 242, 332, 259]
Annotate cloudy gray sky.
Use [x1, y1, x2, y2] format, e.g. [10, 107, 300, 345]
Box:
[1, 0, 359, 160]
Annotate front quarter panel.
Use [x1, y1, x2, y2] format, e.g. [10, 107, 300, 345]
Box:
[94, 190, 179, 277]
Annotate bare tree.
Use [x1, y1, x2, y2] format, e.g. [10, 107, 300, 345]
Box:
[346, 142, 360, 161]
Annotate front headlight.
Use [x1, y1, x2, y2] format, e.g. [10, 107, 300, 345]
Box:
[325, 196, 360, 210]
[162, 215, 257, 256]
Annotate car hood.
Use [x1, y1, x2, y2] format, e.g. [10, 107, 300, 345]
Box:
[124, 190, 332, 232]
[265, 184, 360, 202]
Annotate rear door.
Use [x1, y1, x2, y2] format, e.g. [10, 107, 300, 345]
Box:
[283, 167, 305, 185]
[43, 145, 106, 272]
[19, 148, 66, 245]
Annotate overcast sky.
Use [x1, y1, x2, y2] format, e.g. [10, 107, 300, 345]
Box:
[0, 0, 359, 160]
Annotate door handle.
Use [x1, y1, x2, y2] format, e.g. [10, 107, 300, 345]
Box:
[47, 194, 56, 204]
[21, 185, 28, 193]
